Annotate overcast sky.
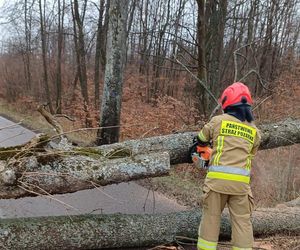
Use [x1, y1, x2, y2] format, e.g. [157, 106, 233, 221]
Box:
[0, 0, 7, 41]
[0, 0, 5, 42]
[0, 0, 4, 11]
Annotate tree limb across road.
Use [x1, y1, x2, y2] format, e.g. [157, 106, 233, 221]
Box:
[0, 118, 299, 199]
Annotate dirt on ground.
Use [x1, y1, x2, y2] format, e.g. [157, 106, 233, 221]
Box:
[142, 235, 300, 250]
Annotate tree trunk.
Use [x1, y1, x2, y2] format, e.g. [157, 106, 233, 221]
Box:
[73, 0, 89, 105]
[139, 0, 149, 74]
[206, 0, 228, 112]
[97, 0, 129, 145]
[102, 0, 110, 68]
[39, 0, 54, 114]
[0, 208, 298, 249]
[93, 0, 105, 108]
[55, 0, 65, 114]
[196, 0, 208, 116]
[97, 118, 300, 165]
[24, 0, 32, 92]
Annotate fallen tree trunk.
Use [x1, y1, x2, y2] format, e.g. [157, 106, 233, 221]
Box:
[98, 118, 300, 164]
[0, 151, 170, 199]
[0, 208, 299, 249]
[0, 118, 299, 198]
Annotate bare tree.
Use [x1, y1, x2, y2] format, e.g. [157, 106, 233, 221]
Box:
[196, 0, 208, 115]
[72, 0, 89, 105]
[206, 0, 228, 111]
[55, 0, 65, 114]
[93, 0, 106, 108]
[39, 0, 54, 113]
[23, 0, 33, 92]
[0, 0, 300, 124]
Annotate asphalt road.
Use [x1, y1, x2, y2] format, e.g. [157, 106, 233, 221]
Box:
[0, 116, 187, 218]
[0, 116, 35, 147]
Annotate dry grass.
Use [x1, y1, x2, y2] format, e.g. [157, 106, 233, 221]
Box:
[252, 144, 300, 207]
[138, 164, 205, 208]
[0, 98, 97, 145]
[0, 100, 53, 135]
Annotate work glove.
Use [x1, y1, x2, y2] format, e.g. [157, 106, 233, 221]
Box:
[193, 135, 210, 146]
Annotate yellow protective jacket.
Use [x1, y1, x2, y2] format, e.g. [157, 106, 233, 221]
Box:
[198, 113, 261, 195]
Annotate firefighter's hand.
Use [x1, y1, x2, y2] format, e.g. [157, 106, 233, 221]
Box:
[188, 143, 197, 163]
[203, 160, 209, 168]
[193, 135, 210, 146]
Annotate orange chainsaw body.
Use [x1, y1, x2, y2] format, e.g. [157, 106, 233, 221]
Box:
[196, 145, 212, 161]
[191, 145, 212, 168]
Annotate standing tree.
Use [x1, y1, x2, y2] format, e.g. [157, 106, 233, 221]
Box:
[93, 0, 106, 108]
[96, 0, 129, 145]
[55, 0, 65, 114]
[39, 0, 54, 114]
[23, 0, 33, 93]
[72, 0, 89, 105]
[205, 0, 227, 111]
[196, 0, 208, 116]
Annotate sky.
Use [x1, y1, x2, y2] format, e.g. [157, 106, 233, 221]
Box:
[0, 0, 6, 42]
[0, 0, 4, 12]
[0, 0, 7, 24]
[0, 0, 8, 42]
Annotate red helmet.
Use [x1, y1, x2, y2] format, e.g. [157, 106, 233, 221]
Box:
[220, 82, 253, 110]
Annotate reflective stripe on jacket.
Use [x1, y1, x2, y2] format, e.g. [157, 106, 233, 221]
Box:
[207, 166, 250, 184]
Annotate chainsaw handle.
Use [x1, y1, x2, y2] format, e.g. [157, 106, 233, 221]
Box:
[188, 142, 198, 163]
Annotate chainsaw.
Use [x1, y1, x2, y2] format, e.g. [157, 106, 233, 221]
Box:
[189, 138, 212, 169]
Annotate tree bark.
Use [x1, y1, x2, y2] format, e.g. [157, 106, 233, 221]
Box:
[206, 0, 228, 112]
[23, 0, 32, 92]
[55, 0, 65, 114]
[39, 0, 54, 114]
[73, 0, 89, 105]
[0, 150, 170, 199]
[258, 118, 300, 150]
[98, 118, 300, 165]
[0, 208, 298, 249]
[196, 0, 208, 116]
[93, 0, 105, 108]
[97, 0, 129, 145]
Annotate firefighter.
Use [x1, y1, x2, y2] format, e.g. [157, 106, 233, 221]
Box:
[193, 82, 261, 250]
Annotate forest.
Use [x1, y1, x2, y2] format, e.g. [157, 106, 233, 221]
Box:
[0, 0, 299, 249]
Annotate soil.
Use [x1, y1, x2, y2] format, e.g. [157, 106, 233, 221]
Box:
[123, 235, 300, 250]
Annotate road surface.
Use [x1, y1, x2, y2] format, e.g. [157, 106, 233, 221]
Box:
[0, 116, 187, 218]
[0, 116, 35, 147]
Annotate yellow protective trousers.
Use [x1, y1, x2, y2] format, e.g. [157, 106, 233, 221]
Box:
[197, 189, 254, 250]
